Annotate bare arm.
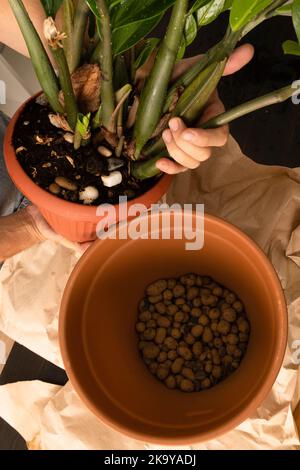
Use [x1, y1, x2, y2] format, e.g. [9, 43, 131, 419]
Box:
[0, 0, 47, 57]
[0, 207, 43, 261]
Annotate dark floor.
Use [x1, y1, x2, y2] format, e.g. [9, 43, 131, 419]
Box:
[1, 13, 300, 450]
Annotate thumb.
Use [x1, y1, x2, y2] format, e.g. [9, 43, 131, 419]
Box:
[223, 44, 254, 76]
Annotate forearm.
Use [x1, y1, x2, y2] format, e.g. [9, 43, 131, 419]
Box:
[0, 207, 44, 262]
[0, 0, 61, 57]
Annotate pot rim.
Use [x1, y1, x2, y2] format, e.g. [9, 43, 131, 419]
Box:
[4, 93, 173, 220]
[59, 211, 288, 445]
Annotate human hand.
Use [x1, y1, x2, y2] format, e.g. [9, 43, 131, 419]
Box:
[26, 205, 91, 254]
[156, 44, 254, 175]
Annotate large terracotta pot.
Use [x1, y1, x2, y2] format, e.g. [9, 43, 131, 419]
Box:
[59, 210, 288, 445]
[4, 96, 172, 242]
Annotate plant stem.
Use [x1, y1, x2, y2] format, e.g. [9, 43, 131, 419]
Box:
[131, 156, 162, 180]
[144, 60, 227, 157]
[175, 60, 227, 124]
[241, 0, 290, 37]
[62, 0, 74, 70]
[8, 0, 63, 113]
[133, 0, 189, 159]
[69, 0, 89, 73]
[50, 46, 78, 130]
[164, 27, 241, 113]
[133, 79, 299, 180]
[202, 82, 298, 129]
[96, 0, 115, 130]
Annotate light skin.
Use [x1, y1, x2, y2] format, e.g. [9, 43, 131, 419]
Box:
[0, 1, 254, 259]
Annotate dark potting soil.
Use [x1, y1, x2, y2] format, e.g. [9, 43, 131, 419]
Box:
[12, 100, 159, 206]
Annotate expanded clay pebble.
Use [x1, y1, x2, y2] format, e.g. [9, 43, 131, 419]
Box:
[136, 274, 251, 392]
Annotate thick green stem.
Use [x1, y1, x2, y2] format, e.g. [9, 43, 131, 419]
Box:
[202, 81, 298, 129]
[131, 156, 162, 180]
[97, 0, 115, 130]
[8, 0, 63, 113]
[164, 27, 240, 113]
[164, 0, 289, 114]
[145, 60, 227, 157]
[175, 60, 227, 124]
[69, 0, 89, 73]
[50, 46, 78, 130]
[62, 0, 74, 70]
[133, 0, 189, 159]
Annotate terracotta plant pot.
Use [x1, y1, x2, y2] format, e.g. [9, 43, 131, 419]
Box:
[59, 211, 287, 445]
[3, 95, 172, 243]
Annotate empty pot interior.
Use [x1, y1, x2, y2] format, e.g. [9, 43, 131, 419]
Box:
[62, 214, 286, 443]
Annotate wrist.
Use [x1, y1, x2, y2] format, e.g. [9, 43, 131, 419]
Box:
[0, 207, 45, 262]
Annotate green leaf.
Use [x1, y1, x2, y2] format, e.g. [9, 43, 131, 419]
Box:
[76, 112, 91, 138]
[189, 0, 211, 15]
[111, 0, 176, 28]
[177, 12, 198, 60]
[276, 2, 292, 16]
[86, 0, 102, 38]
[293, 0, 300, 44]
[184, 13, 198, 46]
[230, 0, 273, 32]
[196, 0, 225, 26]
[283, 39, 300, 55]
[134, 38, 160, 70]
[112, 13, 164, 55]
[222, 0, 233, 12]
[40, 0, 63, 17]
[88, 0, 177, 56]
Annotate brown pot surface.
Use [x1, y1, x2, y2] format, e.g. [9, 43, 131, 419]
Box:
[4, 95, 172, 242]
[59, 211, 287, 445]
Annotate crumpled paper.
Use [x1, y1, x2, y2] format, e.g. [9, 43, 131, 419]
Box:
[0, 135, 300, 449]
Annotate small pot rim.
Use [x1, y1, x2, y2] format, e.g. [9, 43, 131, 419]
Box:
[4, 93, 173, 220]
[59, 211, 288, 446]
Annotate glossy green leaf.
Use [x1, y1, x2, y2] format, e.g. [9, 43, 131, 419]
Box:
[185, 13, 198, 45]
[88, 0, 177, 56]
[293, 0, 300, 43]
[86, 0, 102, 38]
[40, 0, 63, 17]
[112, 13, 163, 55]
[230, 0, 273, 32]
[196, 0, 225, 26]
[189, 0, 211, 15]
[283, 39, 300, 55]
[111, 0, 176, 28]
[177, 12, 198, 60]
[134, 38, 160, 70]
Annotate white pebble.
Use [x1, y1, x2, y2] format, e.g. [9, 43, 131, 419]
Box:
[101, 171, 123, 188]
[79, 186, 99, 205]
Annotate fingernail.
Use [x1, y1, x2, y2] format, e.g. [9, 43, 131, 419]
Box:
[169, 118, 179, 131]
[163, 130, 172, 143]
[183, 131, 196, 142]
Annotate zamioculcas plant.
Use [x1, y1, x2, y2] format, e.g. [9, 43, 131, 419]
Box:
[7, 0, 300, 208]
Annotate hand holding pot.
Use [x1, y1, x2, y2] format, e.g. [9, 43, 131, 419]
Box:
[157, 44, 254, 175]
[0, 205, 89, 262]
